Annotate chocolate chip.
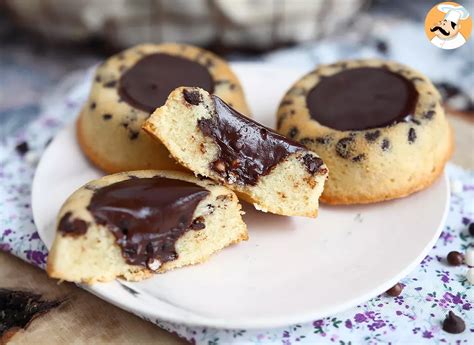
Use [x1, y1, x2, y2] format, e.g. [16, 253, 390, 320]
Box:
[122, 123, 128, 129]
[277, 116, 286, 129]
[90, 101, 96, 110]
[183, 89, 202, 106]
[315, 136, 331, 145]
[375, 39, 388, 54]
[442, 311, 465, 334]
[447, 251, 463, 266]
[58, 212, 88, 236]
[423, 110, 435, 120]
[280, 100, 293, 106]
[386, 283, 403, 297]
[190, 217, 205, 230]
[215, 80, 230, 85]
[288, 127, 298, 139]
[95, 75, 102, 83]
[408, 128, 417, 144]
[300, 137, 314, 146]
[302, 154, 324, 175]
[229, 83, 236, 90]
[104, 80, 117, 88]
[204, 58, 214, 68]
[411, 119, 421, 125]
[129, 131, 139, 140]
[469, 223, 474, 236]
[15, 142, 29, 155]
[102, 114, 112, 120]
[352, 154, 366, 162]
[381, 139, 390, 151]
[365, 130, 380, 142]
[335, 137, 354, 159]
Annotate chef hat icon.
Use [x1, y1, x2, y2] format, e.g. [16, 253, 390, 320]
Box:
[437, 4, 470, 24]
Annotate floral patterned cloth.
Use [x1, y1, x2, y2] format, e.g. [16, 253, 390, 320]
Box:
[0, 69, 473, 344]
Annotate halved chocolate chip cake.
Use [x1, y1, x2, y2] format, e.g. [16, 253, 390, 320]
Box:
[77, 43, 250, 173]
[143, 87, 328, 217]
[47, 170, 247, 283]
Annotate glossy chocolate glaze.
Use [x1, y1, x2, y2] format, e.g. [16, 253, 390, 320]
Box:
[306, 67, 419, 131]
[197, 95, 319, 185]
[87, 177, 209, 268]
[118, 53, 214, 113]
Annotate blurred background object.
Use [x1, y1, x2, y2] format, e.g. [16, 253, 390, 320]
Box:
[3, 0, 365, 52]
[1, 0, 473, 141]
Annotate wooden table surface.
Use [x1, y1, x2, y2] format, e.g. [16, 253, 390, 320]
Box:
[1, 112, 472, 344]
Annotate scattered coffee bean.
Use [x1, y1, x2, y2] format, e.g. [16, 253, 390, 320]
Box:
[447, 251, 463, 266]
[386, 283, 403, 297]
[465, 248, 474, 266]
[469, 223, 474, 236]
[442, 311, 465, 334]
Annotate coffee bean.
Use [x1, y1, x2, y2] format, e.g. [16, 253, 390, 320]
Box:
[447, 251, 463, 266]
[469, 223, 474, 236]
[386, 283, 403, 297]
[442, 311, 465, 334]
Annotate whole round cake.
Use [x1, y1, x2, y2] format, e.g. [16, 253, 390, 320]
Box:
[276, 59, 453, 204]
[78, 43, 250, 173]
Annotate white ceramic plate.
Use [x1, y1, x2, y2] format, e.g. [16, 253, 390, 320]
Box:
[32, 63, 449, 329]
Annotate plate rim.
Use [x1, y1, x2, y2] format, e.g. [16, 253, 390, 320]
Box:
[31, 63, 451, 329]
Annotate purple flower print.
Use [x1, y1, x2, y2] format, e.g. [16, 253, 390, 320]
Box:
[439, 231, 454, 245]
[313, 320, 324, 328]
[443, 292, 462, 305]
[345, 320, 353, 329]
[0, 243, 11, 252]
[422, 331, 433, 339]
[29, 231, 40, 240]
[24, 249, 47, 266]
[2, 229, 12, 236]
[354, 313, 367, 323]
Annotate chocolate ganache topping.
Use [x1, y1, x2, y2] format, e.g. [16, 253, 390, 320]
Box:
[118, 53, 214, 113]
[86, 177, 209, 268]
[198, 95, 314, 186]
[306, 67, 419, 131]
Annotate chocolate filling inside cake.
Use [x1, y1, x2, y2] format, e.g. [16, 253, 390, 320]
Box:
[196, 94, 323, 185]
[306, 67, 419, 131]
[59, 177, 209, 268]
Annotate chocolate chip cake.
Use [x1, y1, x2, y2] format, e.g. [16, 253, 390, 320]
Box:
[277, 59, 453, 204]
[46, 170, 248, 283]
[77, 43, 250, 173]
[143, 87, 328, 217]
